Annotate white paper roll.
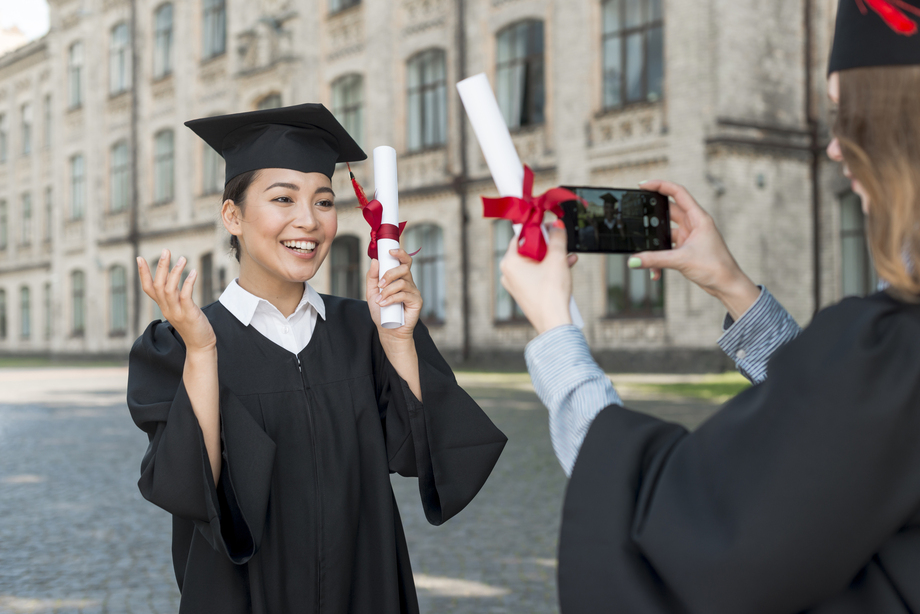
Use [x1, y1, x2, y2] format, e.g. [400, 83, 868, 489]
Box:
[373, 146, 405, 329]
[457, 73, 584, 329]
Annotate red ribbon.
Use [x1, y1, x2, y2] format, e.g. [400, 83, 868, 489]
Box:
[348, 163, 414, 260]
[481, 165, 582, 261]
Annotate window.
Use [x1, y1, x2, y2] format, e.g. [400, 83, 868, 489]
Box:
[154, 130, 175, 204]
[0, 289, 6, 340]
[606, 253, 664, 316]
[21, 192, 31, 245]
[111, 141, 130, 212]
[44, 187, 52, 242]
[0, 113, 8, 163]
[200, 253, 214, 305]
[257, 93, 282, 110]
[20, 286, 30, 340]
[406, 49, 447, 152]
[71, 154, 85, 220]
[110, 22, 132, 95]
[329, 236, 362, 300]
[202, 0, 226, 60]
[43, 94, 51, 149]
[332, 74, 364, 148]
[72, 270, 85, 336]
[153, 4, 173, 79]
[404, 224, 446, 322]
[43, 282, 51, 339]
[0, 200, 6, 249]
[68, 42, 84, 109]
[493, 220, 525, 321]
[329, 0, 360, 13]
[21, 103, 32, 156]
[840, 191, 877, 297]
[202, 143, 223, 195]
[496, 20, 545, 130]
[602, 0, 663, 109]
[110, 265, 127, 334]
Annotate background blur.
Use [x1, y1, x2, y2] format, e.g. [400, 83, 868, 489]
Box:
[0, 0, 865, 370]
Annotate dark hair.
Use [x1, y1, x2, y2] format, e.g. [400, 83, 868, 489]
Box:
[224, 170, 259, 262]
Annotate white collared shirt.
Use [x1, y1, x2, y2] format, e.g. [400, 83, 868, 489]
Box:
[218, 279, 326, 355]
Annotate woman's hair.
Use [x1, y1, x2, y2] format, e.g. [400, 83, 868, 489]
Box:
[835, 66, 920, 298]
[223, 170, 259, 262]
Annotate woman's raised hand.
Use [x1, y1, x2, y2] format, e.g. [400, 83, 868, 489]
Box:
[137, 249, 217, 352]
[365, 248, 423, 341]
[630, 180, 761, 321]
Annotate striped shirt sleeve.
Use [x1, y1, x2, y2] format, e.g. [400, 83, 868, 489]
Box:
[525, 325, 622, 477]
[716, 286, 802, 384]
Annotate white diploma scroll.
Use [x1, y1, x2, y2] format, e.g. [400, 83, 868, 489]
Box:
[373, 146, 405, 329]
[456, 73, 584, 329]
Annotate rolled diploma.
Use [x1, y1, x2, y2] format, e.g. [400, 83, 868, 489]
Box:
[456, 73, 583, 329]
[373, 146, 405, 328]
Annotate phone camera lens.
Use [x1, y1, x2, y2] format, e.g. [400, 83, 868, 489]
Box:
[650, 197, 657, 205]
[650, 216, 659, 227]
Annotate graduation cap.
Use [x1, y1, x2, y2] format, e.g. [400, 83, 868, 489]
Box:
[828, 0, 920, 73]
[185, 103, 367, 184]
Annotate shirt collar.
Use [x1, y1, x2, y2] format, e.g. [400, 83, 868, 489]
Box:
[219, 279, 326, 326]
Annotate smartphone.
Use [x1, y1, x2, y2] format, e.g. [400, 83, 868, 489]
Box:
[559, 186, 671, 253]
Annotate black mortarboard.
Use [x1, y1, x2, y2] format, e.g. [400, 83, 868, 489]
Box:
[185, 103, 367, 184]
[828, 0, 920, 73]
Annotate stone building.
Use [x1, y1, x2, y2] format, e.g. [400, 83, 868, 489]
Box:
[0, 0, 866, 368]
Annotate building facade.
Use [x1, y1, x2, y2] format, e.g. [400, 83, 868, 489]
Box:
[0, 0, 865, 368]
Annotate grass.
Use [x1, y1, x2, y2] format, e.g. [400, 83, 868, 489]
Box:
[0, 357, 126, 369]
[627, 372, 751, 402]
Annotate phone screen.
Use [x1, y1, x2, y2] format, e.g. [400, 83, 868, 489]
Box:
[560, 186, 671, 253]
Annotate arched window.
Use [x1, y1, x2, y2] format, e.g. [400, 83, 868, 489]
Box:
[154, 3, 174, 79]
[406, 49, 447, 151]
[257, 93, 283, 110]
[72, 270, 86, 336]
[330, 236, 362, 300]
[332, 74, 364, 148]
[110, 22, 132, 95]
[403, 225, 445, 322]
[68, 42, 84, 109]
[110, 265, 128, 334]
[154, 130, 175, 204]
[605, 254, 663, 316]
[840, 191, 876, 297]
[20, 286, 30, 340]
[495, 20, 545, 130]
[492, 220, 525, 321]
[0, 289, 6, 340]
[602, 0, 663, 109]
[111, 140, 130, 212]
[71, 154, 85, 220]
[203, 0, 227, 59]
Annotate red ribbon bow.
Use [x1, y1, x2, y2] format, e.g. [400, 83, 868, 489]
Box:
[348, 164, 411, 260]
[481, 165, 581, 261]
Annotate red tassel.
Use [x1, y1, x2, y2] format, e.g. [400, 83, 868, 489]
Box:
[862, 0, 918, 35]
[347, 162, 370, 208]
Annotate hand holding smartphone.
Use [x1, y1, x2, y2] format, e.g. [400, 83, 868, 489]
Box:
[560, 187, 671, 253]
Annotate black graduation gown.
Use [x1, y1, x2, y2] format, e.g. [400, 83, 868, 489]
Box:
[127, 296, 507, 614]
[559, 292, 920, 613]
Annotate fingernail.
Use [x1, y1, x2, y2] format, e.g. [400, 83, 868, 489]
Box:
[552, 219, 565, 229]
[160, 249, 168, 259]
[627, 257, 642, 269]
[638, 180, 649, 185]
[177, 256, 186, 266]
[650, 270, 656, 280]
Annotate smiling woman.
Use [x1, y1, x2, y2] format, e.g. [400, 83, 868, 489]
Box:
[127, 103, 506, 614]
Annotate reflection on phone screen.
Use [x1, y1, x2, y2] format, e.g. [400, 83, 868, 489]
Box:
[561, 187, 670, 253]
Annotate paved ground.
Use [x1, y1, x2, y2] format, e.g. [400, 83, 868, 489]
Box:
[0, 367, 721, 614]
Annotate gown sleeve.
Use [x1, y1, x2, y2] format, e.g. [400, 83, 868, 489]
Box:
[377, 321, 507, 526]
[558, 295, 920, 613]
[127, 320, 276, 564]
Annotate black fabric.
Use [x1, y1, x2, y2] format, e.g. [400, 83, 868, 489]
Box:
[559, 291, 920, 614]
[184, 103, 367, 183]
[828, 0, 920, 73]
[127, 297, 506, 614]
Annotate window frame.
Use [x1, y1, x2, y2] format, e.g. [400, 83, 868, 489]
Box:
[601, 0, 664, 111]
[404, 224, 447, 324]
[20, 285, 30, 340]
[21, 192, 31, 246]
[153, 3, 174, 79]
[110, 265, 128, 335]
[21, 102, 32, 156]
[109, 22, 132, 96]
[406, 49, 448, 153]
[492, 219, 527, 323]
[202, 0, 227, 60]
[0, 200, 7, 250]
[0, 288, 6, 340]
[495, 20, 546, 131]
[110, 140, 130, 213]
[71, 270, 86, 337]
[153, 129, 175, 204]
[604, 253, 665, 318]
[329, 0, 361, 15]
[329, 235, 362, 300]
[68, 42, 84, 110]
[70, 154, 85, 220]
[331, 74, 364, 149]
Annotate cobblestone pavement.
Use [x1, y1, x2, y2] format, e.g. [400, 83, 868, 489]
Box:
[0, 367, 720, 614]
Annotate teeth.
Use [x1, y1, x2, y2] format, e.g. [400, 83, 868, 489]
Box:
[283, 240, 316, 251]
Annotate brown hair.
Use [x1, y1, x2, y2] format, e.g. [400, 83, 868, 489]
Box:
[835, 66, 920, 299]
[224, 170, 259, 262]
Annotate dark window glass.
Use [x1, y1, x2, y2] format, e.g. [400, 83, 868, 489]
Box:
[330, 0, 361, 13]
[840, 191, 877, 297]
[606, 253, 664, 316]
[493, 220, 526, 321]
[496, 20, 545, 129]
[0, 289, 6, 339]
[602, 0, 664, 109]
[154, 130, 175, 204]
[20, 286, 30, 340]
[72, 270, 85, 335]
[332, 74, 364, 148]
[330, 236, 362, 300]
[203, 0, 226, 59]
[257, 93, 282, 110]
[111, 141, 130, 212]
[200, 253, 214, 304]
[110, 265, 127, 334]
[403, 225, 445, 322]
[154, 4, 174, 78]
[406, 49, 447, 151]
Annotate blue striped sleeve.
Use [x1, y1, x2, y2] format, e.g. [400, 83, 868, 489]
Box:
[525, 324, 622, 477]
[717, 286, 802, 384]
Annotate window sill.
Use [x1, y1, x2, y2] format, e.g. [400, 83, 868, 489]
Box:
[109, 330, 127, 338]
[493, 318, 531, 327]
[108, 89, 131, 100]
[200, 51, 227, 66]
[328, 3, 362, 18]
[152, 73, 173, 84]
[602, 313, 665, 321]
[151, 199, 174, 207]
[508, 123, 545, 136]
[595, 99, 663, 119]
[404, 144, 447, 157]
